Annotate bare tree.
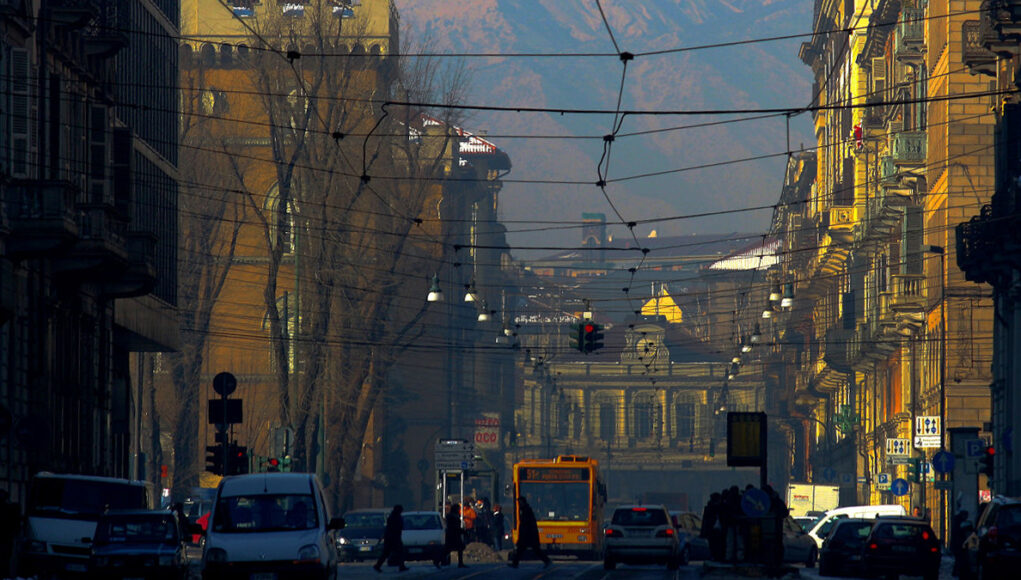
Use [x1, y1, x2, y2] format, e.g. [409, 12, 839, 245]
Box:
[164, 60, 250, 497]
[226, 1, 470, 507]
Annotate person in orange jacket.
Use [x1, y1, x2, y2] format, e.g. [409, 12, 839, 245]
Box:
[462, 500, 477, 542]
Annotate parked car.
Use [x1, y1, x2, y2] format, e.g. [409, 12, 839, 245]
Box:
[807, 504, 907, 548]
[336, 508, 388, 563]
[603, 505, 683, 570]
[818, 518, 872, 577]
[401, 511, 445, 564]
[670, 511, 710, 561]
[200, 472, 344, 580]
[960, 495, 1021, 580]
[90, 510, 189, 580]
[793, 515, 817, 532]
[782, 515, 818, 567]
[861, 517, 941, 580]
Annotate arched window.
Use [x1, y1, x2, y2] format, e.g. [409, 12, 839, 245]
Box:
[597, 397, 616, 442]
[633, 394, 656, 440]
[264, 184, 297, 254]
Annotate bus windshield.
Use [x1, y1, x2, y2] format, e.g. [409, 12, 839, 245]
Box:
[520, 482, 589, 522]
[28, 478, 149, 521]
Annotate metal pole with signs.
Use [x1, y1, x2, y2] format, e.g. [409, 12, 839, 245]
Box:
[727, 412, 767, 488]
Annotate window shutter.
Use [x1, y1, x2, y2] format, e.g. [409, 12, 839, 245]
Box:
[10, 47, 31, 178]
[871, 57, 887, 98]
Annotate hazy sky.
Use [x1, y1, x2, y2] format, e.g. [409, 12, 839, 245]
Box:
[396, 0, 815, 258]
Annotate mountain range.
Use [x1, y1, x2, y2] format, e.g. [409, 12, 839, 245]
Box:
[395, 0, 816, 258]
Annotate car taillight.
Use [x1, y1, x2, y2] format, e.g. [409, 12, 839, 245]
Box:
[605, 528, 618, 537]
[922, 531, 930, 540]
[869, 543, 878, 550]
[656, 528, 675, 537]
[930, 546, 939, 553]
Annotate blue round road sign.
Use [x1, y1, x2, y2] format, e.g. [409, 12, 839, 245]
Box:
[741, 488, 771, 517]
[891, 478, 910, 496]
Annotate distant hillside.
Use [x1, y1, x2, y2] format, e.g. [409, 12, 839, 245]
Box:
[395, 0, 814, 258]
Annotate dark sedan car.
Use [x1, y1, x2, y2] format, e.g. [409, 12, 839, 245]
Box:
[818, 518, 872, 577]
[336, 509, 388, 562]
[89, 510, 189, 580]
[862, 518, 941, 580]
[961, 495, 1021, 580]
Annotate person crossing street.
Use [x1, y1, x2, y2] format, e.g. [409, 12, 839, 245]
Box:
[509, 496, 551, 569]
[374, 504, 408, 573]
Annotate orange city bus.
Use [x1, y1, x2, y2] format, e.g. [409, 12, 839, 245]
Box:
[512, 455, 606, 560]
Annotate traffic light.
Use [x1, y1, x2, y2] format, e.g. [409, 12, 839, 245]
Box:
[264, 457, 281, 472]
[583, 322, 604, 352]
[205, 445, 223, 475]
[907, 457, 921, 483]
[280, 455, 293, 472]
[980, 445, 995, 479]
[569, 322, 583, 352]
[226, 444, 249, 475]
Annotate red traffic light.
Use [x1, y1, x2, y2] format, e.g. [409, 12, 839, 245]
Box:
[584, 323, 595, 333]
[268, 458, 280, 467]
[987, 446, 996, 456]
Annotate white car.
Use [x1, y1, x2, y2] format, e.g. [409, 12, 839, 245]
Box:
[201, 472, 345, 580]
[401, 511, 445, 563]
[603, 505, 683, 570]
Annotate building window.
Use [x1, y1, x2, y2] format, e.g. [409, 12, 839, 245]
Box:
[676, 403, 695, 439]
[599, 403, 615, 442]
[634, 399, 654, 439]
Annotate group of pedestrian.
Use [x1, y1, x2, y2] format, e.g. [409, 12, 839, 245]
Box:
[367, 495, 548, 572]
[699, 484, 789, 565]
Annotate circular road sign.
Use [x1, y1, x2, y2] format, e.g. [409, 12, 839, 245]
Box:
[213, 372, 238, 397]
[891, 478, 910, 496]
[741, 488, 771, 517]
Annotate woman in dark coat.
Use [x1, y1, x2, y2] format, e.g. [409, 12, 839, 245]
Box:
[509, 496, 551, 568]
[444, 503, 466, 568]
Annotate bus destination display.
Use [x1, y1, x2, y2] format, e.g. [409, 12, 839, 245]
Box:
[519, 467, 589, 481]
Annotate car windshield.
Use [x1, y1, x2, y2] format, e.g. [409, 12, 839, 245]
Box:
[345, 512, 386, 528]
[612, 508, 667, 526]
[873, 523, 932, 540]
[519, 483, 590, 522]
[403, 514, 441, 530]
[212, 494, 318, 533]
[817, 514, 847, 537]
[28, 478, 149, 521]
[95, 515, 178, 545]
[831, 522, 871, 542]
[996, 505, 1021, 528]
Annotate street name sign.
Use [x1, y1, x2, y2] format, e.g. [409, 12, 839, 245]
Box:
[914, 435, 941, 449]
[434, 439, 475, 471]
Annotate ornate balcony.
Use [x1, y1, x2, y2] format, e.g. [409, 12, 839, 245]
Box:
[3, 180, 79, 258]
[54, 203, 128, 278]
[956, 204, 1018, 285]
[822, 206, 857, 244]
[102, 231, 157, 298]
[890, 131, 927, 167]
[962, 20, 998, 77]
[890, 274, 925, 313]
[895, 9, 925, 64]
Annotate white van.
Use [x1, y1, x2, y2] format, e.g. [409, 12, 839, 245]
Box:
[201, 472, 345, 580]
[806, 504, 907, 548]
[19, 472, 155, 577]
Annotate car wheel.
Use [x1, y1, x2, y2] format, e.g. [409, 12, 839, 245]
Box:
[805, 546, 817, 568]
[603, 556, 616, 570]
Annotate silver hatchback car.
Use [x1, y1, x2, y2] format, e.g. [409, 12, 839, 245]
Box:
[603, 505, 682, 570]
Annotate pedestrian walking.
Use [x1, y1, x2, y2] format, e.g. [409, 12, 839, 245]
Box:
[509, 496, 551, 568]
[0, 490, 20, 579]
[444, 503, 467, 568]
[492, 504, 505, 551]
[701, 492, 723, 561]
[462, 500, 477, 543]
[373, 504, 408, 573]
